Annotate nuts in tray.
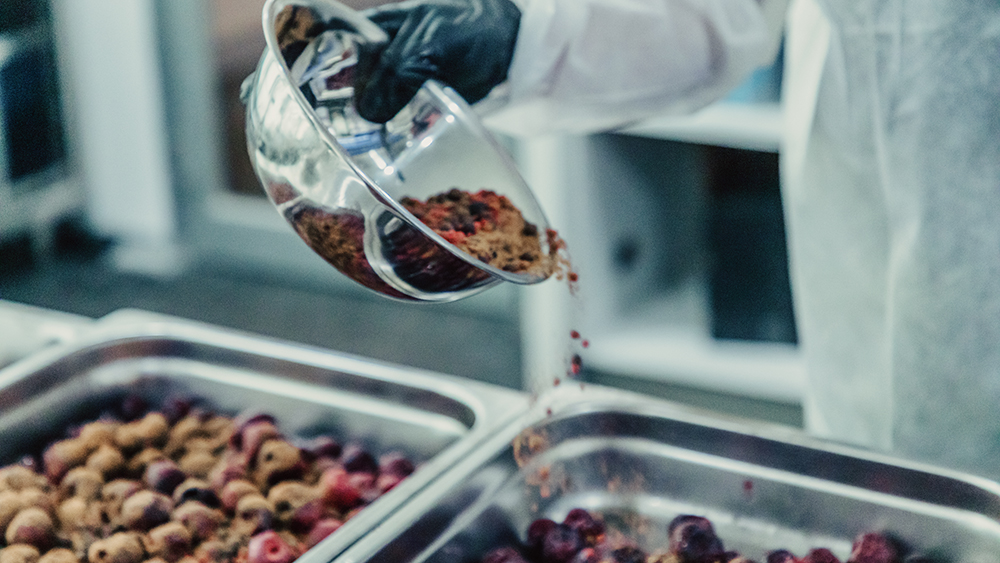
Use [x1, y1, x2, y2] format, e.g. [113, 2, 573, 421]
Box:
[481, 508, 930, 563]
[0, 396, 416, 563]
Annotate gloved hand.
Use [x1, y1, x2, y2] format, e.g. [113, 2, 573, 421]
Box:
[354, 0, 521, 123]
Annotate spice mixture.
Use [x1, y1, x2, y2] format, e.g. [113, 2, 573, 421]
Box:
[289, 206, 412, 300]
[399, 188, 556, 278]
[286, 188, 569, 297]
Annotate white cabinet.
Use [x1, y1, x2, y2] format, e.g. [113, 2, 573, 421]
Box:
[510, 81, 804, 406]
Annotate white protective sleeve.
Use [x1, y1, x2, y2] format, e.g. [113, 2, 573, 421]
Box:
[481, 0, 788, 135]
[782, 0, 1000, 480]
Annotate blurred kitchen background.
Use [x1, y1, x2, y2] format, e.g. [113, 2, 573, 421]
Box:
[0, 0, 802, 427]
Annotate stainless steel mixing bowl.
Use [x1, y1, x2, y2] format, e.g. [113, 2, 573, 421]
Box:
[243, 0, 555, 302]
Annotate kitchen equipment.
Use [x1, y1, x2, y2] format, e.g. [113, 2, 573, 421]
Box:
[325, 385, 1000, 563]
[242, 0, 554, 303]
[0, 317, 529, 562]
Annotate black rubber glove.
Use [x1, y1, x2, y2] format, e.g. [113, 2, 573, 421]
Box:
[354, 0, 521, 123]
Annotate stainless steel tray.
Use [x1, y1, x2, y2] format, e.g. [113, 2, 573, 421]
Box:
[330, 385, 1000, 563]
[0, 316, 529, 562]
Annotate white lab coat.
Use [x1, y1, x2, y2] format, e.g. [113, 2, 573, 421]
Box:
[483, 0, 788, 135]
[782, 0, 1000, 480]
[485, 0, 1000, 480]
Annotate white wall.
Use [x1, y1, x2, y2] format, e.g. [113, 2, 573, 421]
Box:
[50, 0, 179, 273]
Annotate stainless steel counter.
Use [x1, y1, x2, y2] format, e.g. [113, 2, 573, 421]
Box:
[0, 299, 92, 369]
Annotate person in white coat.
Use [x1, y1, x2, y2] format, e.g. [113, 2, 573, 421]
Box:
[353, 0, 1000, 481]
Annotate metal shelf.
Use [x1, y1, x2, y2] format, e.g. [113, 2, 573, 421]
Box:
[620, 101, 783, 153]
[585, 327, 803, 404]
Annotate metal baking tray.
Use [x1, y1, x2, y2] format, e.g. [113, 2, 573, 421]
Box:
[329, 385, 1000, 563]
[0, 316, 529, 562]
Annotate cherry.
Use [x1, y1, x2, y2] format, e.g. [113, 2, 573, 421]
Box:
[120, 395, 149, 421]
[803, 548, 841, 563]
[379, 452, 415, 478]
[145, 459, 186, 495]
[162, 396, 194, 424]
[247, 530, 296, 563]
[319, 468, 364, 511]
[482, 547, 529, 563]
[298, 436, 342, 461]
[847, 533, 898, 563]
[525, 518, 557, 556]
[341, 444, 378, 474]
[306, 518, 343, 548]
[668, 515, 725, 563]
[542, 523, 583, 563]
[562, 509, 604, 543]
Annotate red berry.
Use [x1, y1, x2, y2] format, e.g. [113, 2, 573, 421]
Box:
[668, 515, 725, 563]
[240, 422, 282, 463]
[341, 444, 378, 474]
[803, 548, 841, 563]
[288, 500, 323, 534]
[319, 468, 363, 511]
[162, 396, 194, 424]
[349, 471, 380, 503]
[379, 452, 415, 478]
[120, 395, 149, 421]
[526, 518, 557, 555]
[298, 436, 341, 461]
[210, 460, 248, 491]
[376, 473, 404, 493]
[847, 533, 898, 563]
[542, 523, 583, 563]
[145, 460, 186, 495]
[562, 509, 604, 543]
[230, 413, 279, 453]
[767, 550, 799, 563]
[482, 547, 529, 563]
[306, 518, 343, 548]
[247, 531, 295, 563]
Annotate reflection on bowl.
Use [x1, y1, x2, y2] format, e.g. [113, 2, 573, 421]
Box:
[243, 0, 555, 302]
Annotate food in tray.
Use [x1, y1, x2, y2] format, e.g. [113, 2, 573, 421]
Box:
[480, 508, 927, 563]
[0, 396, 416, 563]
